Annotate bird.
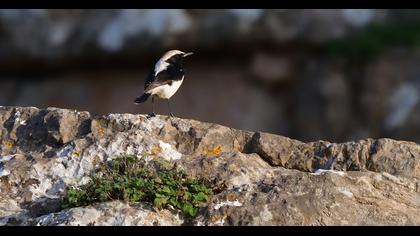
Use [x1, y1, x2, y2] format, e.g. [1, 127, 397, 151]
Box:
[134, 50, 193, 118]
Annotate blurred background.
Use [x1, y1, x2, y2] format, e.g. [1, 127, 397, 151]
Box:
[0, 9, 419, 143]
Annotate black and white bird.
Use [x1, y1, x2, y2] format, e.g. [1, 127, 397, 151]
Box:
[134, 50, 193, 118]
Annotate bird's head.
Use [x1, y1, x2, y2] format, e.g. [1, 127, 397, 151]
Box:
[161, 49, 193, 59]
[161, 50, 193, 63]
[154, 50, 194, 75]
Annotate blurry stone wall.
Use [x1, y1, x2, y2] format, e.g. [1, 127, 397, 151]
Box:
[0, 9, 419, 143]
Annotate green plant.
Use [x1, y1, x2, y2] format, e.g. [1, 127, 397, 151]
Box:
[61, 155, 213, 218]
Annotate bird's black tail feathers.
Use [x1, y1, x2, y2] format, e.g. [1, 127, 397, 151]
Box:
[134, 93, 150, 103]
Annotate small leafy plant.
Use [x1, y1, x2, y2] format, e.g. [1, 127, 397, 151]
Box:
[61, 155, 213, 218]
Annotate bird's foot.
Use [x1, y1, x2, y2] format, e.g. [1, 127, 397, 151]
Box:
[169, 112, 175, 117]
[146, 113, 156, 119]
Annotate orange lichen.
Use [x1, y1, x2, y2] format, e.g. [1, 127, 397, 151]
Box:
[204, 145, 222, 156]
[3, 140, 14, 149]
[97, 127, 106, 136]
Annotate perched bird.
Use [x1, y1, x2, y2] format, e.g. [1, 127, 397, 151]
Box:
[134, 50, 193, 118]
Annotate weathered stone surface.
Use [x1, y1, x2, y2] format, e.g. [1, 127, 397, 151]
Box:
[1, 106, 419, 226]
[31, 201, 183, 226]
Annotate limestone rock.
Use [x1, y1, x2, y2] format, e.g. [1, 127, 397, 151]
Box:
[1, 106, 419, 226]
[32, 201, 183, 226]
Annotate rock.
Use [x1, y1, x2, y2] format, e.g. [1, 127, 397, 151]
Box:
[0, 106, 420, 225]
[32, 201, 183, 226]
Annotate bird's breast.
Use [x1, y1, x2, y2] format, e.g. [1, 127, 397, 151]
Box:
[149, 78, 184, 99]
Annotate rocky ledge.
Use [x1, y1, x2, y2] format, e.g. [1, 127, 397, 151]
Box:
[0, 106, 419, 226]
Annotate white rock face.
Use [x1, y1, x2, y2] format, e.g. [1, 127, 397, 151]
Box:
[33, 201, 183, 226]
[157, 141, 182, 161]
[213, 200, 243, 210]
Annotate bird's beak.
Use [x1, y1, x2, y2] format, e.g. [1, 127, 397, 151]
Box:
[183, 52, 194, 57]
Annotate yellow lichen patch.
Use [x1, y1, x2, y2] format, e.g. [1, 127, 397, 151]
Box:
[3, 140, 14, 149]
[97, 126, 106, 136]
[74, 150, 81, 157]
[151, 145, 162, 155]
[204, 145, 222, 156]
[91, 120, 106, 136]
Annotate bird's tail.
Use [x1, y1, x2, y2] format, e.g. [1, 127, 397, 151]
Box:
[134, 93, 150, 104]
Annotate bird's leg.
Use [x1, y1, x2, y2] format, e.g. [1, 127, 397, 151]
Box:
[147, 97, 156, 118]
[167, 99, 174, 117]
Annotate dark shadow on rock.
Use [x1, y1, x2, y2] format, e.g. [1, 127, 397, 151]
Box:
[15, 109, 63, 153]
[0, 197, 63, 226]
[77, 118, 92, 138]
[45, 114, 60, 132]
[242, 132, 259, 154]
[43, 151, 56, 159]
[25, 155, 36, 163]
[175, 127, 202, 155]
[2, 215, 26, 226]
[3, 108, 16, 133]
[256, 180, 278, 193]
[20, 197, 63, 219]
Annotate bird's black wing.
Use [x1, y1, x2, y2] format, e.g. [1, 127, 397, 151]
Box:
[144, 70, 156, 90]
[144, 65, 184, 92]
